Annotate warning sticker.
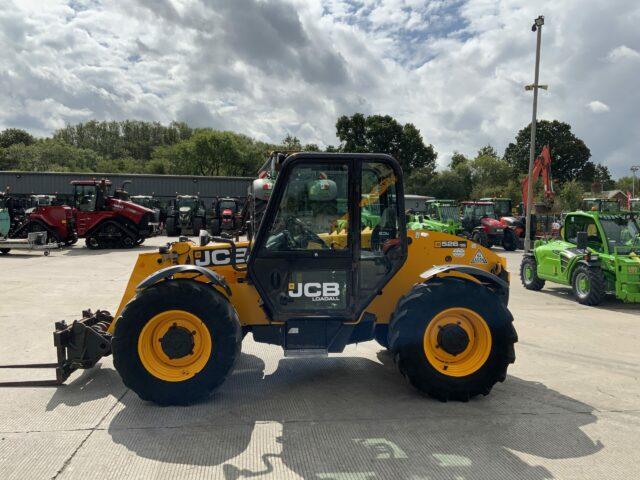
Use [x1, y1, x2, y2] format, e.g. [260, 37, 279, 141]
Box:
[471, 249, 488, 264]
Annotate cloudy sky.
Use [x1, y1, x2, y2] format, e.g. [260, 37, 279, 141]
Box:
[1, 0, 638, 177]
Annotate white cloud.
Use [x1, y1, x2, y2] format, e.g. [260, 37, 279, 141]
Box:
[587, 101, 610, 113]
[608, 45, 640, 62]
[0, 0, 639, 177]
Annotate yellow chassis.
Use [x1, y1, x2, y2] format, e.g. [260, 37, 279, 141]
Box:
[109, 230, 508, 334]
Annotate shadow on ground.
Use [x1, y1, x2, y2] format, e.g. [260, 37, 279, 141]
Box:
[48, 348, 603, 480]
[534, 286, 640, 313]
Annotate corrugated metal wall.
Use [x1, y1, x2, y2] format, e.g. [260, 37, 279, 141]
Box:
[0, 171, 252, 201]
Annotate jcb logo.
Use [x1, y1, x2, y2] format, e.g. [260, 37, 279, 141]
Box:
[194, 247, 247, 267]
[288, 282, 340, 301]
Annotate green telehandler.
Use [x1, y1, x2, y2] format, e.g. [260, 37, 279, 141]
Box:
[521, 210, 640, 305]
[407, 200, 463, 235]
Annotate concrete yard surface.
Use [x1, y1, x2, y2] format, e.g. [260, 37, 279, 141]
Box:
[1, 238, 639, 479]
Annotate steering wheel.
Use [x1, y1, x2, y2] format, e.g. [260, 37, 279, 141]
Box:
[283, 216, 329, 249]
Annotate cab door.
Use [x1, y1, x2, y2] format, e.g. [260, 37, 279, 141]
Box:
[248, 153, 407, 324]
[248, 155, 354, 322]
[73, 185, 98, 236]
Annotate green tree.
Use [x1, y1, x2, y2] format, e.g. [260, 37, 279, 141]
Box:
[504, 120, 593, 184]
[616, 176, 635, 193]
[477, 144, 498, 158]
[152, 130, 270, 177]
[0, 128, 35, 148]
[0, 139, 104, 172]
[53, 120, 192, 162]
[425, 170, 471, 200]
[449, 152, 469, 169]
[469, 153, 513, 198]
[558, 180, 584, 211]
[281, 134, 302, 151]
[335, 113, 437, 175]
[592, 164, 614, 190]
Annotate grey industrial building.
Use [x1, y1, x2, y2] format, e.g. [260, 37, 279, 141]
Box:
[0, 171, 252, 204]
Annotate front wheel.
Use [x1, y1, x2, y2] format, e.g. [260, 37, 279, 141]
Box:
[571, 265, 605, 306]
[472, 231, 488, 248]
[0, 248, 10, 255]
[502, 230, 517, 251]
[165, 217, 177, 236]
[389, 278, 517, 401]
[520, 255, 545, 290]
[112, 279, 241, 405]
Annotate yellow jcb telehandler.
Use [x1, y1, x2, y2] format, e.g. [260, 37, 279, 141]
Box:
[1, 153, 517, 405]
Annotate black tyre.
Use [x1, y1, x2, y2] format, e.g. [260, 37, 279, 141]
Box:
[210, 221, 221, 236]
[374, 324, 389, 349]
[112, 279, 241, 405]
[0, 248, 10, 255]
[165, 217, 177, 236]
[193, 217, 203, 235]
[389, 277, 517, 401]
[571, 264, 606, 306]
[85, 234, 100, 249]
[472, 230, 488, 248]
[520, 255, 545, 290]
[502, 229, 517, 251]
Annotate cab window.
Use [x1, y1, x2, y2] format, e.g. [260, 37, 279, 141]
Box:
[565, 215, 603, 251]
[264, 163, 348, 252]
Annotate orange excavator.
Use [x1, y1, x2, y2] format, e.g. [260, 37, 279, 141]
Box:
[521, 145, 554, 208]
[518, 145, 558, 239]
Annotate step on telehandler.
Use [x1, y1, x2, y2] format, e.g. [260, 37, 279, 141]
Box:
[0, 154, 517, 405]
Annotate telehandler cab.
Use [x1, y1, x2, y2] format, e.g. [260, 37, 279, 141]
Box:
[1, 154, 517, 405]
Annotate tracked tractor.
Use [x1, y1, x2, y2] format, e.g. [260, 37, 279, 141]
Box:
[1, 153, 517, 405]
[165, 195, 207, 236]
[521, 210, 640, 305]
[70, 180, 156, 248]
[461, 201, 517, 251]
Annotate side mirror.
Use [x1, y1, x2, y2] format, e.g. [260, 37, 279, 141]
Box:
[576, 231, 588, 250]
[199, 229, 211, 247]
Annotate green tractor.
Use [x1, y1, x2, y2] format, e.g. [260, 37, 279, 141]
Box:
[581, 198, 620, 213]
[521, 210, 640, 305]
[407, 200, 462, 235]
[165, 195, 208, 236]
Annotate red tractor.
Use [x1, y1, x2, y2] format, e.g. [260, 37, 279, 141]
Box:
[11, 179, 155, 249]
[71, 179, 156, 248]
[461, 201, 517, 251]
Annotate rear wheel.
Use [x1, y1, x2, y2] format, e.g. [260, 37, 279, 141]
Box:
[389, 278, 517, 401]
[112, 280, 241, 405]
[571, 265, 605, 306]
[520, 255, 545, 290]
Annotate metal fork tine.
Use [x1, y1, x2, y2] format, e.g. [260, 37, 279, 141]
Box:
[0, 379, 62, 387]
[0, 363, 59, 369]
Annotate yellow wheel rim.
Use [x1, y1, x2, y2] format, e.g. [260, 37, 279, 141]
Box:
[138, 310, 212, 382]
[423, 307, 492, 377]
